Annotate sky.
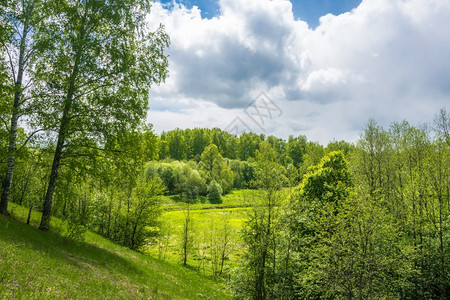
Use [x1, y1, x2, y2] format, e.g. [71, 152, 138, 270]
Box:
[147, 0, 450, 144]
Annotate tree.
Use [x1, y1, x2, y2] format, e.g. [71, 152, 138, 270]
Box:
[238, 132, 262, 161]
[286, 135, 307, 167]
[289, 151, 358, 298]
[434, 107, 450, 145]
[300, 151, 351, 205]
[189, 128, 211, 160]
[427, 114, 449, 299]
[299, 141, 325, 175]
[207, 180, 222, 204]
[10, 148, 48, 224]
[200, 144, 221, 174]
[208, 214, 233, 277]
[200, 144, 234, 193]
[181, 200, 194, 266]
[125, 170, 164, 250]
[37, 0, 169, 230]
[237, 142, 286, 299]
[326, 140, 354, 157]
[352, 119, 394, 200]
[165, 128, 187, 160]
[0, 0, 49, 215]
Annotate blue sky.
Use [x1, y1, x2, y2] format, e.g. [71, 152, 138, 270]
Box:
[159, 0, 362, 28]
[148, 0, 450, 144]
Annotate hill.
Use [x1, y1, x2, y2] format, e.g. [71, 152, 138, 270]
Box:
[0, 204, 231, 299]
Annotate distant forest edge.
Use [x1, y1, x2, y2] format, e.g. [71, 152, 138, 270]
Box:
[1, 108, 449, 299]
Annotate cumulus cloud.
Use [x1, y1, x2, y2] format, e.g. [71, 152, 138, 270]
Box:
[147, 0, 450, 143]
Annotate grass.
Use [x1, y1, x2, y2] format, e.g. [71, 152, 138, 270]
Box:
[146, 190, 259, 275]
[162, 189, 257, 210]
[0, 203, 232, 299]
[146, 188, 292, 276]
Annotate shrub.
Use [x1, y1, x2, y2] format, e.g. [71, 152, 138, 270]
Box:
[207, 180, 223, 204]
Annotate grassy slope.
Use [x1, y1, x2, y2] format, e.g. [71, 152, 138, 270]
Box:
[0, 204, 231, 299]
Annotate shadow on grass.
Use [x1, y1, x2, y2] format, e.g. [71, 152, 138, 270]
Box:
[0, 213, 142, 277]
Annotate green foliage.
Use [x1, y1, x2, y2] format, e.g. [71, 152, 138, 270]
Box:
[200, 144, 234, 193]
[124, 171, 164, 250]
[164, 129, 188, 160]
[238, 132, 263, 161]
[287, 135, 307, 167]
[150, 161, 207, 198]
[35, 0, 170, 229]
[207, 180, 223, 204]
[253, 141, 287, 190]
[299, 141, 325, 175]
[64, 197, 89, 241]
[0, 0, 54, 215]
[287, 150, 408, 299]
[207, 215, 234, 277]
[10, 1, 434, 298]
[300, 151, 351, 205]
[235, 142, 286, 299]
[326, 140, 354, 156]
[180, 202, 194, 266]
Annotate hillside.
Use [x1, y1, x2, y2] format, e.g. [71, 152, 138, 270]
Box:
[0, 204, 231, 299]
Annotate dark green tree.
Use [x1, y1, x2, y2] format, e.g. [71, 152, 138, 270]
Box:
[207, 180, 222, 204]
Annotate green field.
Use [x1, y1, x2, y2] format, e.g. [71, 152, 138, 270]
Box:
[0, 203, 232, 299]
[146, 189, 256, 275]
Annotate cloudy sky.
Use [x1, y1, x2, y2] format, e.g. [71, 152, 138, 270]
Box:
[146, 0, 450, 144]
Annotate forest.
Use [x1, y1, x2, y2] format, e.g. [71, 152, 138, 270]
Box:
[1, 0, 449, 299]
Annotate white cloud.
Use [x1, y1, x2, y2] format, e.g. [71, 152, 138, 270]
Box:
[147, 0, 450, 144]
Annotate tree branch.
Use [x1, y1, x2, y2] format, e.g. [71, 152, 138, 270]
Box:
[0, 115, 10, 132]
[17, 128, 45, 151]
[1, 40, 17, 81]
[73, 82, 115, 100]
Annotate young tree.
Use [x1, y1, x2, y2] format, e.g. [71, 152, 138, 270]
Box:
[181, 200, 194, 266]
[125, 172, 164, 250]
[209, 214, 233, 277]
[37, 0, 169, 230]
[238, 142, 286, 299]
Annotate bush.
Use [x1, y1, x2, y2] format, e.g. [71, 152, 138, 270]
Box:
[207, 180, 223, 204]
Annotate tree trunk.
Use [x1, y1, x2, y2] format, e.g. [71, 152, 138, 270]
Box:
[39, 113, 69, 230]
[0, 13, 31, 215]
[26, 206, 32, 225]
[183, 202, 190, 266]
[39, 6, 87, 230]
[107, 188, 113, 237]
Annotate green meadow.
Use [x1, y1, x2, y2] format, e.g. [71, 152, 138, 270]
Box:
[0, 203, 232, 299]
